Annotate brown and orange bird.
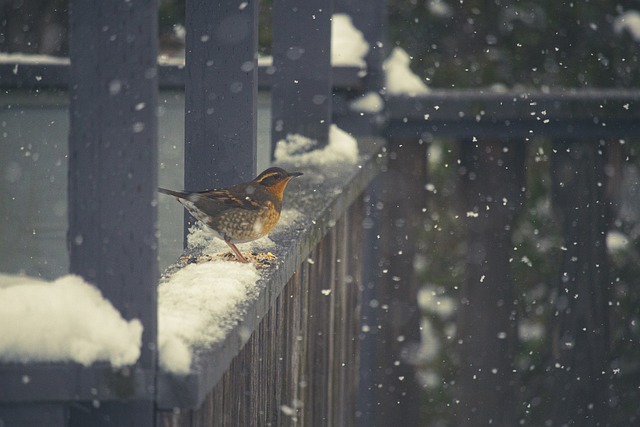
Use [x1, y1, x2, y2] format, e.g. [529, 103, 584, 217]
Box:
[159, 167, 302, 263]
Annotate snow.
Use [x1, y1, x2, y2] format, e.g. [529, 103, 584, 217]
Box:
[257, 14, 371, 69]
[158, 262, 260, 374]
[158, 209, 302, 374]
[0, 208, 305, 374]
[331, 13, 370, 67]
[0, 274, 142, 367]
[613, 10, 640, 42]
[383, 47, 430, 96]
[0, 52, 69, 65]
[274, 124, 359, 166]
[350, 91, 384, 113]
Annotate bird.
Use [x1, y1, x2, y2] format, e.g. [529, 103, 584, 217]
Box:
[159, 167, 303, 263]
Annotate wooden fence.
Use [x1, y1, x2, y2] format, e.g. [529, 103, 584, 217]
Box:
[2, 0, 640, 426]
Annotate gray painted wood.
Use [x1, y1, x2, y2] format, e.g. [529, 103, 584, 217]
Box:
[183, 0, 258, 193]
[182, 0, 259, 239]
[69, 401, 155, 427]
[271, 0, 334, 150]
[0, 62, 364, 91]
[359, 139, 426, 426]
[68, 0, 159, 369]
[549, 140, 611, 426]
[385, 90, 640, 139]
[456, 139, 526, 426]
[335, 0, 387, 91]
[0, 363, 154, 402]
[0, 404, 67, 427]
[66, 0, 158, 425]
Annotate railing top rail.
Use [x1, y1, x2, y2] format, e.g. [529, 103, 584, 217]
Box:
[386, 89, 640, 139]
[0, 60, 364, 90]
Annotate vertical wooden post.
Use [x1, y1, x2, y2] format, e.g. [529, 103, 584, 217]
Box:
[332, 0, 387, 137]
[455, 139, 526, 426]
[360, 139, 427, 426]
[549, 140, 611, 426]
[184, 0, 258, 232]
[67, 0, 158, 425]
[330, 1, 392, 424]
[271, 0, 333, 149]
[334, 0, 387, 91]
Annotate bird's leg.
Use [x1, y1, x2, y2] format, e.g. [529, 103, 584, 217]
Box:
[225, 239, 249, 263]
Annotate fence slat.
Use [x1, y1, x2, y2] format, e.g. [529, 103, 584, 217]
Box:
[183, 0, 258, 215]
[271, 0, 334, 149]
[67, 0, 158, 424]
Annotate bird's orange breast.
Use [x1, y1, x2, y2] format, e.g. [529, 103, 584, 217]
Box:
[264, 177, 294, 201]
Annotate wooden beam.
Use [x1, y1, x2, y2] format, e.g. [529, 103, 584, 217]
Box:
[67, 0, 158, 424]
[271, 0, 334, 150]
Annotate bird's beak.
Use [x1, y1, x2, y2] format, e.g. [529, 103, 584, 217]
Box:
[289, 172, 303, 178]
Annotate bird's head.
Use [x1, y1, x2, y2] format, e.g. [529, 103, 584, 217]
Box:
[253, 167, 303, 200]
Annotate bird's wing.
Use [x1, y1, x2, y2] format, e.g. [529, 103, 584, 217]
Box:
[196, 189, 262, 211]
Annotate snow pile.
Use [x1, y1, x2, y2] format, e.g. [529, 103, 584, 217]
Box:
[158, 209, 302, 374]
[274, 124, 359, 166]
[0, 274, 142, 367]
[613, 10, 640, 42]
[158, 262, 260, 374]
[331, 13, 370, 67]
[350, 91, 384, 113]
[383, 47, 430, 96]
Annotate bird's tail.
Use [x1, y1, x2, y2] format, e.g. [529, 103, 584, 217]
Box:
[158, 187, 188, 199]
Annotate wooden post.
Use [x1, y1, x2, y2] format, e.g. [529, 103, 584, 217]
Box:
[67, 0, 158, 425]
[332, 0, 387, 137]
[183, 0, 259, 233]
[360, 139, 427, 426]
[549, 140, 611, 426]
[271, 0, 333, 149]
[455, 139, 526, 426]
[334, 0, 387, 91]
